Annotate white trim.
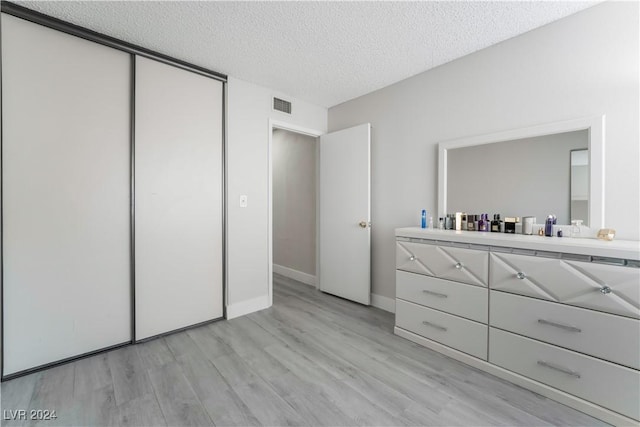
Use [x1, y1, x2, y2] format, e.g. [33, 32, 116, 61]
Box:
[438, 116, 605, 229]
[273, 264, 316, 287]
[315, 135, 321, 291]
[268, 120, 325, 306]
[226, 295, 271, 320]
[371, 293, 396, 313]
[394, 327, 635, 427]
[271, 120, 325, 138]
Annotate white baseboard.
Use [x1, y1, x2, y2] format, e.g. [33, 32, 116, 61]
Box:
[371, 293, 395, 313]
[273, 264, 316, 287]
[226, 294, 271, 319]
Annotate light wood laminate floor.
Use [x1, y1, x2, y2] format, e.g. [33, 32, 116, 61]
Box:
[1, 274, 607, 426]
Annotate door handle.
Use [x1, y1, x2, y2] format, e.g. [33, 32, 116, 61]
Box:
[359, 221, 369, 228]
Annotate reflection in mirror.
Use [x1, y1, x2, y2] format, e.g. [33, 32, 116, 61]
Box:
[439, 116, 604, 229]
[571, 149, 589, 225]
[446, 130, 588, 226]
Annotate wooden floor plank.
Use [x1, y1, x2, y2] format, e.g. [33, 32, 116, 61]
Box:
[175, 353, 229, 401]
[164, 330, 205, 359]
[282, 391, 361, 427]
[147, 362, 213, 427]
[135, 338, 175, 371]
[199, 388, 261, 427]
[107, 346, 154, 407]
[27, 363, 76, 427]
[116, 394, 167, 427]
[186, 325, 234, 360]
[211, 354, 261, 388]
[0, 372, 40, 427]
[228, 380, 307, 427]
[70, 384, 120, 427]
[73, 353, 113, 398]
[208, 321, 290, 381]
[263, 342, 414, 426]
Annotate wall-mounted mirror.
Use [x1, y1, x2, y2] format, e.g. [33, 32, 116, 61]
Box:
[438, 116, 604, 228]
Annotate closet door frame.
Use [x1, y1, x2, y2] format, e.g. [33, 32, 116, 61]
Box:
[0, 1, 227, 381]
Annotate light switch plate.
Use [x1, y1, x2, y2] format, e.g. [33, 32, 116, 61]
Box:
[240, 195, 248, 208]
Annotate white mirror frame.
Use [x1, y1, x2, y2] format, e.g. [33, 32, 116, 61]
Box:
[438, 115, 605, 229]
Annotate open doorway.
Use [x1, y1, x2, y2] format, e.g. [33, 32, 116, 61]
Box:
[272, 128, 318, 284]
[268, 121, 324, 305]
[268, 121, 372, 306]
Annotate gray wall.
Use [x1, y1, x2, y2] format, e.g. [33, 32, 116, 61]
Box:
[226, 77, 326, 317]
[447, 130, 587, 225]
[272, 129, 317, 275]
[328, 1, 639, 300]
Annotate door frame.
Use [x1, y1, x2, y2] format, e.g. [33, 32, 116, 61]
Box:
[268, 120, 324, 306]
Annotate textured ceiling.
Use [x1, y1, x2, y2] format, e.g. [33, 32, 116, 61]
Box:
[15, 1, 598, 108]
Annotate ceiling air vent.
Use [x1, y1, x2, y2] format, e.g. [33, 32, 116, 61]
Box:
[273, 97, 292, 114]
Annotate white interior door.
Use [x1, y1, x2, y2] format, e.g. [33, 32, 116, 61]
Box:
[135, 56, 223, 340]
[319, 123, 371, 304]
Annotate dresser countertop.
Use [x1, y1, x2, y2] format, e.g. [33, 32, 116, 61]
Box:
[395, 227, 640, 260]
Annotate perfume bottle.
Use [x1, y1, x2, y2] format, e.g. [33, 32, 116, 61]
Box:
[490, 214, 502, 232]
[445, 214, 454, 230]
[504, 217, 519, 234]
[438, 217, 444, 230]
[455, 212, 463, 231]
[522, 216, 535, 235]
[467, 214, 476, 231]
[478, 213, 489, 232]
[544, 215, 555, 237]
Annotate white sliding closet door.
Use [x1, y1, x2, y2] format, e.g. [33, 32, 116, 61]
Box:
[1, 15, 132, 375]
[135, 57, 223, 340]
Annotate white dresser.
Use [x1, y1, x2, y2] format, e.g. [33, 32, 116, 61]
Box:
[395, 227, 640, 426]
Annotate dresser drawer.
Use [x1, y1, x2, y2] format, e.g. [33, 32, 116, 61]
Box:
[396, 241, 488, 286]
[397, 270, 488, 323]
[490, 328, 640, 421]
[490, 252, 640, 318]
[396, 299, 487, 359]
[490, 291, 640, 369]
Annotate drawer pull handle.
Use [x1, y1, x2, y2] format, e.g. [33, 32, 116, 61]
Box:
[422, 320, 447, 332]
[454, 262, 463, 270]
[600, 286, 612, 295]
[409, 255, 416, 261]
[422, 290, 448, 298]
[537, 319, 582, 333]
[537, 361, 581, 378]
[516, 272, 526, 280]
